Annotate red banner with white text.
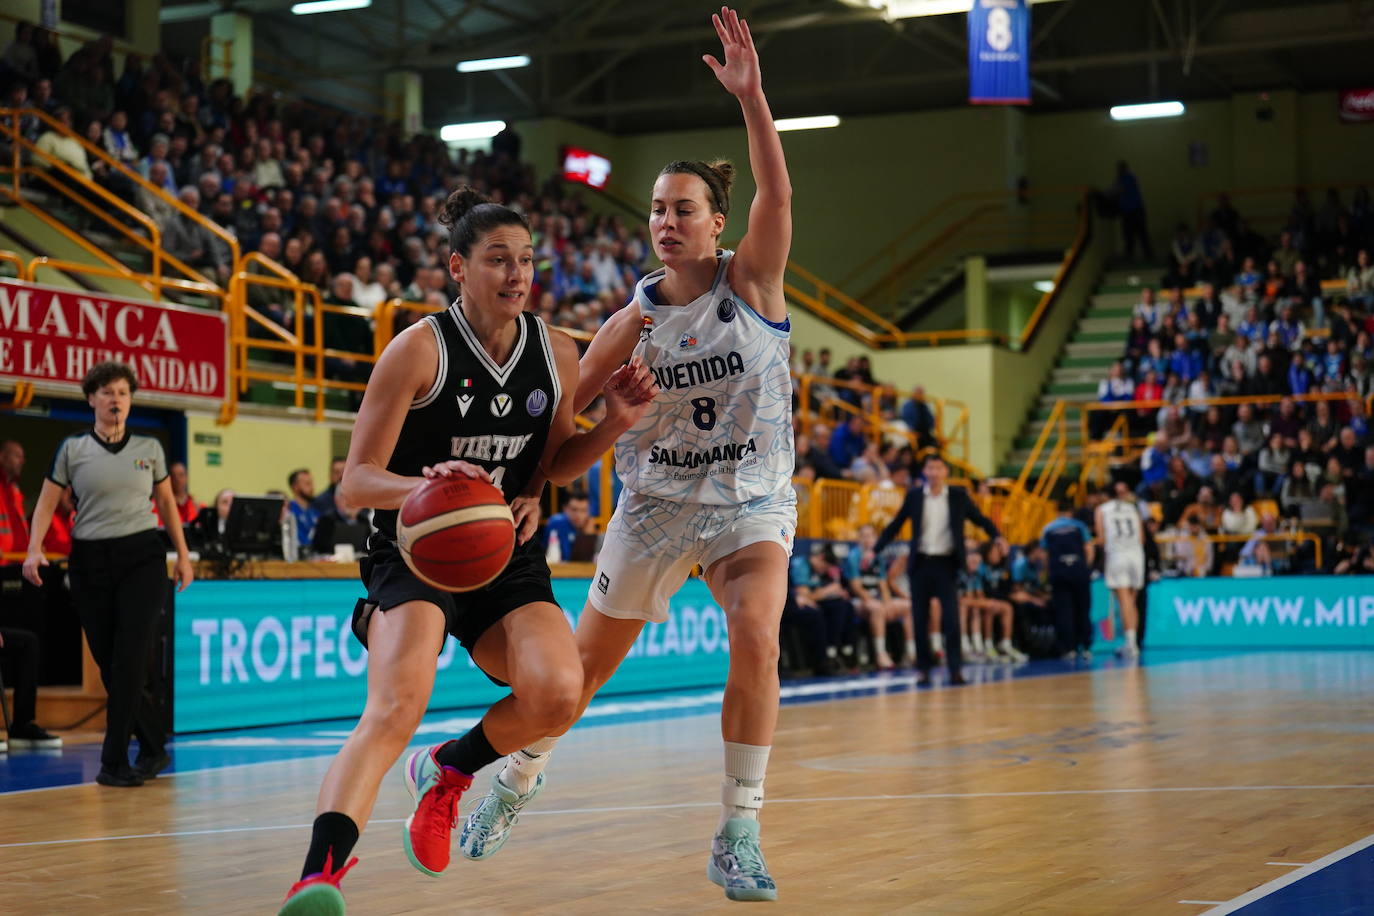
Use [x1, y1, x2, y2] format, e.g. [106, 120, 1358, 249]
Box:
[1338, 88, 1374, 123]
[0, 280, 227, 406]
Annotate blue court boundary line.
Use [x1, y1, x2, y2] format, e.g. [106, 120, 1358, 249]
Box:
[1203, 831, 1374, 914]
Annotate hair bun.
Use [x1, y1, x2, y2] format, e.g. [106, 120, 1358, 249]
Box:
[705, 159, 735, 194]
[439, 186, 489, 227]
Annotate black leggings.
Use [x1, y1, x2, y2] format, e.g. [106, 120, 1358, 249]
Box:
[69, 531, 168, 769]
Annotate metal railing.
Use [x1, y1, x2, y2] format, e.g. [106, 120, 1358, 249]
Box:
[1155, 531, 1324, 571]
[791, 372, 971, 469]
[1, 107, 242, 292]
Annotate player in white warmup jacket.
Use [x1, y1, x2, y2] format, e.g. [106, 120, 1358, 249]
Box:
[1097, 479, 1146, 658]
[459, 7, 795, 902]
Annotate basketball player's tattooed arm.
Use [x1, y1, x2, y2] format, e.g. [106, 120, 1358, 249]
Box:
[341, 321, 490, 511]
[541, 330, 658, 485]
[706, 6, 791, 323]
[574, 303, 643, 413]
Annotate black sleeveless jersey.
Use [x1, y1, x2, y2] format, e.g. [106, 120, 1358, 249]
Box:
[373, 302, 562, 543]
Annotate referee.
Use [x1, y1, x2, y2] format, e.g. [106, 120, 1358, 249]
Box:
[23, 362, 193, 787]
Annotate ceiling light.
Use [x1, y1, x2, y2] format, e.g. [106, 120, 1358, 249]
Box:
[861, 0, 1066, 18]
[774, 115, 841, 132]
[457, 55, 531, 73]
[291, 0, 371, 14]
[440, 121, 507, 141]
[1034, 281, 1055, 293]
[1110, 101, 1186, 121]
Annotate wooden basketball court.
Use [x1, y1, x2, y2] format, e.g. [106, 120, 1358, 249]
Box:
[2, 651, 1371, 913]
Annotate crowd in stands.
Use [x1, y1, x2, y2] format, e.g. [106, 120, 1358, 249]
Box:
[1095, 188, 1374, 574]
[2, 19, 658, 383]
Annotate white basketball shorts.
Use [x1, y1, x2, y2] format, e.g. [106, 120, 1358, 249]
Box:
[587, 488, 797, 623]
[1104, 550, 1145, 590]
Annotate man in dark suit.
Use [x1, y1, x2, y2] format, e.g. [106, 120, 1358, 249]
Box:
[872, 454, 1003, 685]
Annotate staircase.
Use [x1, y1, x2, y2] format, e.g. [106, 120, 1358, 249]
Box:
[998, 271, 1140, 478]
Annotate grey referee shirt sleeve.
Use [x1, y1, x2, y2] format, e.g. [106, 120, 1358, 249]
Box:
[47, 432, 169, 541]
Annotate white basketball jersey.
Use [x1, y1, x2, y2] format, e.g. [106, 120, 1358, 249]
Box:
[615, 250, 794, 505]
[1100, 499, 1144, 556]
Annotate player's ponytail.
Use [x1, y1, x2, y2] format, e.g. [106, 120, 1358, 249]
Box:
[659, 159, 734, 218]
[439, 186, 529, 257]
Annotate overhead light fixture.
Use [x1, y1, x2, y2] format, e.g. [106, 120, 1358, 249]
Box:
[774, 115, 841, 132]
[440, 120, 507, 141]
[1110, 101, 1186, 121]
[457, 55, 531, 73]
[291, 0, 371, 14]
[852, 0, 1067, 19]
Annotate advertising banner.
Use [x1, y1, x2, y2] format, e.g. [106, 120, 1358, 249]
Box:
[1145, 576, 1374, 648]
[1338, 88, 1374, 123]
[0, 280, 227, 406]
[174, 577, 731, 732]
[968, 0, 1030, 106]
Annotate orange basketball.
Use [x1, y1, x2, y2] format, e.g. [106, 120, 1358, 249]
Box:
[397, 476, 515, 592]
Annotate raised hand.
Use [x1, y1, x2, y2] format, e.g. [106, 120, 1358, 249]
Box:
[702, 6, 761, 99]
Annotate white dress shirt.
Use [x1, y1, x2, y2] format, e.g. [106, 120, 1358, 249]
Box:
[918, 485, 954, 556]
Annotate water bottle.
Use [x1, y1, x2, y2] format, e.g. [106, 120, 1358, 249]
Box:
[281, 517, 299, 562]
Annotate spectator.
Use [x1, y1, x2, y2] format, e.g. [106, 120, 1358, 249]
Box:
[287, 468, 319, 552]
[544, 490, 595, 564]
[1236, 403, 1264, 455]
[0, 439, 28, 562]
[828, 415, 867, 472]
[0, 628, 63, 749]
[1280, 459, 1319, 518]
[1220, 491, 1258, 536]
[1256, 432, 1292, 496]
[350, 256, 387, 311]
[311, 458, 347, 515]
[41, 486, 75, 555]
[1169, 517, 1214, 577]
[900, 386, 936, 450]
[1180, 485, 1223, 532]
[1, 21, 39, 84]
[34, 105, 92, 180]
[167, 461, 201, 525]
[1346, 248, 1373, 307]
[844, 525, 913, 669]
[1113, 161, 1151, 261]
[311, 491, 372, 555]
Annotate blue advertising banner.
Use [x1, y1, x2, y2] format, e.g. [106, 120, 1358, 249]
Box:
[968, 0, 1030, 106]
[174, 577, 730, 732]
[1145, 576, 1374, 649]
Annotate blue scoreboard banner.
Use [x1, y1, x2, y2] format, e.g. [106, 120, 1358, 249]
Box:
[173, 577, 731, 732]
[969, 0, 1030, 105]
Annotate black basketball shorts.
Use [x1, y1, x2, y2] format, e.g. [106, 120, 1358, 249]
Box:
[352, 535, 558, 659]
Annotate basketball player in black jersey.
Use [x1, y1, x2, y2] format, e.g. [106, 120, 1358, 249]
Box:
[278, 188, 656, 916]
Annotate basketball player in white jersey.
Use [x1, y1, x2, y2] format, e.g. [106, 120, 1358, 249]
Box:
[460, 7, 795, 902]
[1097, 480, 1145, 658]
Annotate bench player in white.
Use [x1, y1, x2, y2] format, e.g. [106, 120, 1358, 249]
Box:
[459, 7, 795, 902]
[1097, 480, 1146, 658]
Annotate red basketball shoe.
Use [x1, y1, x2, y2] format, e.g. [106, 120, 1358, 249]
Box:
[402, 744, 473, 876]
[278, 851, 358, 915]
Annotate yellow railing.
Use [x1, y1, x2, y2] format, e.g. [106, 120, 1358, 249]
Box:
[201, 36, 234, 84]
[791, 372, 971, 468]
[1, 107, 242, 290]
[0, 249, 26, 279]
[1156, 531, 1323, 571]
[599, 179, 1092, 351]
